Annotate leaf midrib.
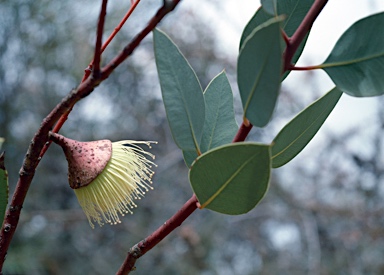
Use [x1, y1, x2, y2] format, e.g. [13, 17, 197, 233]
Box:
[166, 49, 202, 153]
[323, 51, 384, 69]
[201, 154, 257, 209]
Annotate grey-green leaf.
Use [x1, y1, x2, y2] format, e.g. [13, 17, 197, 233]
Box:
[189, 143, 271, 215]
[322, 12, 384, 97]
[183, 150, 197, 168]
[153, 28, 205, 152]
[240, 0, 314, 80]
[238, 16, 284, 127]
[0, 152, 8, 227]
[183, 71, 238, 167]
[272, 87, 342, 168]
[201, 71, 238, 152]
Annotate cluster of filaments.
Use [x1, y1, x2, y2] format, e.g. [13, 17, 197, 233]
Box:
[74, 141, 156, 228]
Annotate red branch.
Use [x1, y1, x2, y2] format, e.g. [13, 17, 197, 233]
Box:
[117, 194, 199, 275]
[233, 121, 253, 143]
[283, 0, 328, 70]
[93, 0, 109, 76]
[82, 0, 141, 82]
[101, 0, 181, 79]
[0, 1, 183, 271]
[102, 0, 141, 58]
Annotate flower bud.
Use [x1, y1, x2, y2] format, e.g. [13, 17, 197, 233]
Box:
[50, 132, 156, 228]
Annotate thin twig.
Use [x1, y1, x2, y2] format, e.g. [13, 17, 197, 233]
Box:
[102, 0, 182, 79]
[83, 0, 141, 82]
[233, 121, 253, 143]
[93, 0, 109, 77]
[117, 194, 199, 275]
[102, 0, 141, 57]
[288, 64, 321, 71]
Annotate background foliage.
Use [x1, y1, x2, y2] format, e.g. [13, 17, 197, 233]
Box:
[1, 0, 384, 274]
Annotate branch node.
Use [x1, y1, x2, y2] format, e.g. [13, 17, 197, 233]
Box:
[18, 167, 30, 177]
[129, 243, 143, 259]
[9, 205, 22, 212]
[3, 224, 11, 233]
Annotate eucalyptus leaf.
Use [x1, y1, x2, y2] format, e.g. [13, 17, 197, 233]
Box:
[238, 16, 284, 127]
[183, 150, 197, 168]
[153, 28, 205, 152]
[189, 143, 271, 215]
[0, 152, 8, 227]
[183, 71, 238, 167]
[272, 87, 342, 168]
[322, 12, 384, 97]
[240, 0, 314, 80]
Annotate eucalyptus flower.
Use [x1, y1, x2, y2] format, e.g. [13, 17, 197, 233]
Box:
[50, 132, 156, 228]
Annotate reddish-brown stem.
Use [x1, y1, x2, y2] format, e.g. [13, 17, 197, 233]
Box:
[281, 29, 290, 45]
[0, 1, 183, 271]
[288, 64, 321, 71]
[82, 0, 141, 83]
[101, 0, 181, 79]
[233, 121, 253, 143]
[117, 194, 199, 275]
[101, 0, 141, 58]
[38, 109, 72, 160]
[283, 0, 328, 71]
[93, 0, 108, 76]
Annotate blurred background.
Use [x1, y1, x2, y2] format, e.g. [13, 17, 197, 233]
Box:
[1, 0, 384, 274]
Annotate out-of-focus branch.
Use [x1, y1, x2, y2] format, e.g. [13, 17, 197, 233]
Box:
[101, 0, 182, 79]
[82, 0, 141, 82]
[0, 0, 183, 270]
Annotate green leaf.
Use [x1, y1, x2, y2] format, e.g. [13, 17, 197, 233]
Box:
[183, 71, 238, 167]
[238, 16, 285, 127]
[153, 28, 205, 152]
[189, 143, 271, 215]
[0, 152, 8, 227]
[272, 87, 342, 168]
[0, 138, 4, 150]
[240, 7, 271, 50]
[183, 150, 197, 168]
[240, 0, 314, 80]
[322, 12, 384, 97]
